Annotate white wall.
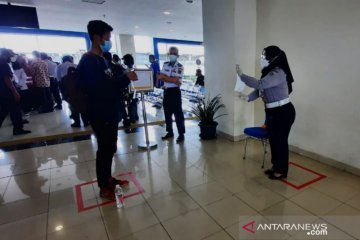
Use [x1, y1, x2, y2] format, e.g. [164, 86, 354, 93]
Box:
[119, 34, 136, 57]
[202, 0, 256, 138]
[256, 0, 360, 169]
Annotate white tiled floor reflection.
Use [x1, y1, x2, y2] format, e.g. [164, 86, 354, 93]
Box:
[0, 124, 359, 239]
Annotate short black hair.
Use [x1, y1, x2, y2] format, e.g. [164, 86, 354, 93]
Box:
[62, 55, 73, 63]
[113, 54, 120, 62]
[40, 52, 48, 60]
[87, 20, 113, 41]
[122, 54, 134, 67]
[32, 51, 40, 58]
[103, 52, 112, 62]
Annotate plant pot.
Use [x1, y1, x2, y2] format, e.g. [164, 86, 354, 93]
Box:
[199, 122, 218, 140]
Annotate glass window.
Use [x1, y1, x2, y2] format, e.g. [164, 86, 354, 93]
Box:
[0, 32, 87, 64]
[158, 42, 204, 81]
[134, 35, 153, 68]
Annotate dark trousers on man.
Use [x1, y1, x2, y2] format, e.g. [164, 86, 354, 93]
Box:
[0, 97, 23, 131]
[37, 87, 54, 113]
[91, 121, 118, 188]
[19, 90, 32, 113]
[163, 87, 185, 135]
[266, 103, 296, 176]
[50, 77, 62, 106]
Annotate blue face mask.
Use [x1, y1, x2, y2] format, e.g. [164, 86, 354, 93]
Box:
[100, 40, 112, 52]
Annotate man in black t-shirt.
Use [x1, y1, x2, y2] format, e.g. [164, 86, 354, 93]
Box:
[0, 48, 31, 135]
[78, 20, 138, 200]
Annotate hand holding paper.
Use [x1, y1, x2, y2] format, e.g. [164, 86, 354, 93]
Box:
[234, 64, 247, 94]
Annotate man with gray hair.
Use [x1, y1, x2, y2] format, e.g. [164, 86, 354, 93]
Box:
[158, 46, 185, 143]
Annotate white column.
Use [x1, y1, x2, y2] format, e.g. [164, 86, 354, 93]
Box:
[202, 0, 257, 140]
[119, 34, 136, 57]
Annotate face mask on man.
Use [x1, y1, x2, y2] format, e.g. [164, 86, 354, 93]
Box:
[169, 55, 178, 62]
[100, 40, 112, 52]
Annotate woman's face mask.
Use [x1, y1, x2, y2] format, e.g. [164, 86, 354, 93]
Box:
[260, 54, 269, 69]
[100, 40, 112, 52]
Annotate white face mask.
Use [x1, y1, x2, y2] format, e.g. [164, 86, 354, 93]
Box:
[10, 56, 17, 63]
[169, 54, 178, 62]
[260, 57, 269, 69]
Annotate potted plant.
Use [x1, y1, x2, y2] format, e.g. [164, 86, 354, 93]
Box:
[191, 94, 226, 140]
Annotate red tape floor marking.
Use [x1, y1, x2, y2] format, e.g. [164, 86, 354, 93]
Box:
[280, 162, 327, 190]
[75, 172, 145, 213]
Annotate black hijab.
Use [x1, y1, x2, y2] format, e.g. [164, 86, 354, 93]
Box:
[261, 46, 294, 94]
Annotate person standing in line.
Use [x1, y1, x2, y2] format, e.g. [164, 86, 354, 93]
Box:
[43, 53, 62, 110]
[236, 45, 296, 180]
[12, 60, 31, 114]
[32, 51, 53, 113]
[0, 48, 31, 135]
[149, 54, 161, 88]
[113, 54, 122, 66]
[56, 55, 77, 96]
[77, 20, 138, 200]
[158, 46, 186, 143]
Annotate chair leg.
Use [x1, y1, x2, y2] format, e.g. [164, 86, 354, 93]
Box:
[243, 137, 248, 160]
[261, 140, 267, 168]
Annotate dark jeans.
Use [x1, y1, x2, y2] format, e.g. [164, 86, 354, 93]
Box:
[19, 89, 32, 113]
[163, 87, 185, 135]
[37, 87, 54, 112]
[0, 97, 23, 131]
[50, 78, 62, 106]
[266, 103, 296, 175]
[91, 121, 118, 188]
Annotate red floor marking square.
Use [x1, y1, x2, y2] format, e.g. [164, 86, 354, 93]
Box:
[75, 172, 144, 213]
[280, 162, 326, 190]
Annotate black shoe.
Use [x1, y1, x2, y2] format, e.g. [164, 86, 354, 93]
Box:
[264, 168, 275, 175]
[176, 135, 185, 143]
[268, 172, 287, 180]
[71, 123, 81, 128]
[83, 122, 90, 127]
[22, 119, 29, 124]
[162, 133, 174, 140]
[13, 129, 31, 135]
[54, 104, 62, 110]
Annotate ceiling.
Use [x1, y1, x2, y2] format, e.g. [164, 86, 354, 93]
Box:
[1, 0, 203, 41]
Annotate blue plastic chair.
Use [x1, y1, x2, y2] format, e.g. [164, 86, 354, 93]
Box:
[243, 126, 269, 168]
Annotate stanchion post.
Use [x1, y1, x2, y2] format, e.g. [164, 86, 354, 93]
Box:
[138, 92, 157, 150]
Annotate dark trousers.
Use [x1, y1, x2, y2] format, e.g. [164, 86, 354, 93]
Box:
[0, 97, 23, 131]
[19, 90, 32, 113]
[266, 103, 296, 175]
[37, 87, 54, 112]
[69, 105, 89, 125]
[50, 78, 62, 106]
[91, 121, 118, 188]
[163, 87, 185, 135]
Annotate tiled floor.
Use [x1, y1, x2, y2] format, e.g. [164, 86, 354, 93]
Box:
[0, 123, 359, 240]
[0, 101, 193, 144]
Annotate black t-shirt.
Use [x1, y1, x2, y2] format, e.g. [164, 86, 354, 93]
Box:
[78, 53, 130, 122]
[0, 60, 13, 98]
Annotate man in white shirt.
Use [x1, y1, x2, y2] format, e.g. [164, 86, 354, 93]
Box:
[157, 46, 185, 143]
[57, 56, 76, 82]
[42, 53, 62, 110]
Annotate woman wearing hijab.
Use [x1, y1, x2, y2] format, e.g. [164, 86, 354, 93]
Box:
[236, 45, 296, 180]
